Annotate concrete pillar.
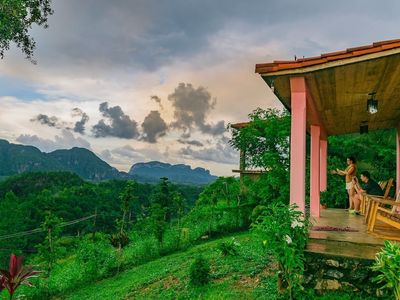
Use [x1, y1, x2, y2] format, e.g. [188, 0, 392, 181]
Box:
[289, 77, 307, 213]
[320, 139, 328, 192]
[310, 125, 321, 218]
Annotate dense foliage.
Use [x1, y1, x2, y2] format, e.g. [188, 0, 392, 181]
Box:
[230, 108, 397, 209]
[372, 240, 400, 300]
[0, 0, 53, 62]
[0, 172, 203, 267]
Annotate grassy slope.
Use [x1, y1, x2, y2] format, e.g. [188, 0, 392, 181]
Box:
[59, 232, 373, 300]
[60, 232, 277, 300]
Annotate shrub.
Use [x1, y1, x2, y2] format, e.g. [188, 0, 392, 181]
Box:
[218, 238, 240, 256]
[251, 203, 309, 300]
[189, 256, 211, 286]
[371, 240, 400, 300]
[77, 238, 118, 280]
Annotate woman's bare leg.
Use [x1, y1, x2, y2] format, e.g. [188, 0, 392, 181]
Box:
[347, 188, 355, 210]
[353, 193, 361, 212]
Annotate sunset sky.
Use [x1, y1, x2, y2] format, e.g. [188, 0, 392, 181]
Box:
[1, 0, 399, 176]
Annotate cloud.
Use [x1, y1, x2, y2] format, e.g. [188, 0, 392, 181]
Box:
[16, 129, 91, 152]
[168, 83, 225, 137]
[177, 139, 204, 147]
[151, 95, 163, 109]
[179, 139, 238, 164]
[141, 110, 167, 143]
[112, 145, 145, 160]
[92, 102, 139, 139]
[71, 107, 89, 134]
[31, 114, 68, 129]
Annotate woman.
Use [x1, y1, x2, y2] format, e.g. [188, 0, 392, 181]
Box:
[332, 156, 357, 212]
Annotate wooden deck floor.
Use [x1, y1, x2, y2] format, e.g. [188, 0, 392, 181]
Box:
[306, 209, 399, 260]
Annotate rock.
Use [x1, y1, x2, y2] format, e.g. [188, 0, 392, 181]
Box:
[326, 270, 344, 279]
[325, 259, 340, 267]
[315, 279, 341, 290]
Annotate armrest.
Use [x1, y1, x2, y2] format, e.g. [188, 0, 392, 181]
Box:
[367, 196, 397, 206]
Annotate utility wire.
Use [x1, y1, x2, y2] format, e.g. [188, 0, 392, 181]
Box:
[0, 214, 96, 241]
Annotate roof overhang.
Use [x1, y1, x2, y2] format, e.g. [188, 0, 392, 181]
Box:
[256, 39, 400, 136]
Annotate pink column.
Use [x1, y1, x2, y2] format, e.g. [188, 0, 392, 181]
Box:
[397, 126, 400, 195]
[320, 139, 328, 192]
[310, 125, 320, 218]
[289, 77, 307, 213]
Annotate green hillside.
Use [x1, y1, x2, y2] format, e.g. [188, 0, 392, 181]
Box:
[51, 233, 368, 300]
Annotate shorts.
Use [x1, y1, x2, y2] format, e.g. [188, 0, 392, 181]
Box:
[346, 181, 353, 190]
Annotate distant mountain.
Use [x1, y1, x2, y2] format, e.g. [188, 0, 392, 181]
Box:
[129, 161, 217, 185]
[48, 148, 125, 181]
[0, 140, 217, 185]
[0, 139, 65, 175]
[0, 139, 125, 181]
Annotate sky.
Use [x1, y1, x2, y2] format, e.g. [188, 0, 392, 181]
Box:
[1, 0, 400, 176]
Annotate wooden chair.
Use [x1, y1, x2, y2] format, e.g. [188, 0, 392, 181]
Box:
[368, 193, 400, 241]
[363, 178, 393, 223]
[379, 180, 387, 190]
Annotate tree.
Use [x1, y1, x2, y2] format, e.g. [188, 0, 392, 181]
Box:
[229, 108, 291, 205]
[36, 211, 62, 273]
[110, 181, 138, 249]
[149, 177, 172, 250]
[172, 191, 186, 229]
[0, 0, 54, 62]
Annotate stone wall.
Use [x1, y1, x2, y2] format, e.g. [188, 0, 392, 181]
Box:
[304, 251, 383, 296]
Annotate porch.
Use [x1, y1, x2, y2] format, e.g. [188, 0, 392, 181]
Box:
[254, 39, 400, 242]
[308, 208, 386, 259]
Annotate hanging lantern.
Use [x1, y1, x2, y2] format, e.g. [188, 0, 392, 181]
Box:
[367, 93, 378, 114]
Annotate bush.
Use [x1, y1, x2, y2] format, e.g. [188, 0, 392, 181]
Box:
[76, 237, 118, 280]
[189, 256, 211, 286]
[371, 240, 400, 300]
[218, 238, 240, 256]
[251, 203, 309, 300]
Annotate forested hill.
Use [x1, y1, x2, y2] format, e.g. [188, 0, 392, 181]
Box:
[0, 139, 126, 181]
[0, 140, 217, 185]
[129, 161, 218, 185]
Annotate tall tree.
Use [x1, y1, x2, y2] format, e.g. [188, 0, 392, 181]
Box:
[0, 0, 54, 62]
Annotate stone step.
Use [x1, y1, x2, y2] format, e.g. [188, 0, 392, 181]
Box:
[306, 238, 383, 260]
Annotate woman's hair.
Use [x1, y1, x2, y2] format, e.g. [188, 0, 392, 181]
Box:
[347, 156, 356, 163]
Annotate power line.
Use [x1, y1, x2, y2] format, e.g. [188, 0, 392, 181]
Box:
[0, 214, 96, 241]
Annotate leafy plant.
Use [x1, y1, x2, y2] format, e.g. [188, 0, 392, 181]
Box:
[218, 238, 240, 256]
[0, 0, 53, 62]
[0, 254, 42, 299]
[371, 240, 400, 300]
[251, 203, 309, 300]
[189, 256, 211, 286]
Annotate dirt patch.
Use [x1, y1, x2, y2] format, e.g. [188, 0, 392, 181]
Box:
[163, 276, 181, 289]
